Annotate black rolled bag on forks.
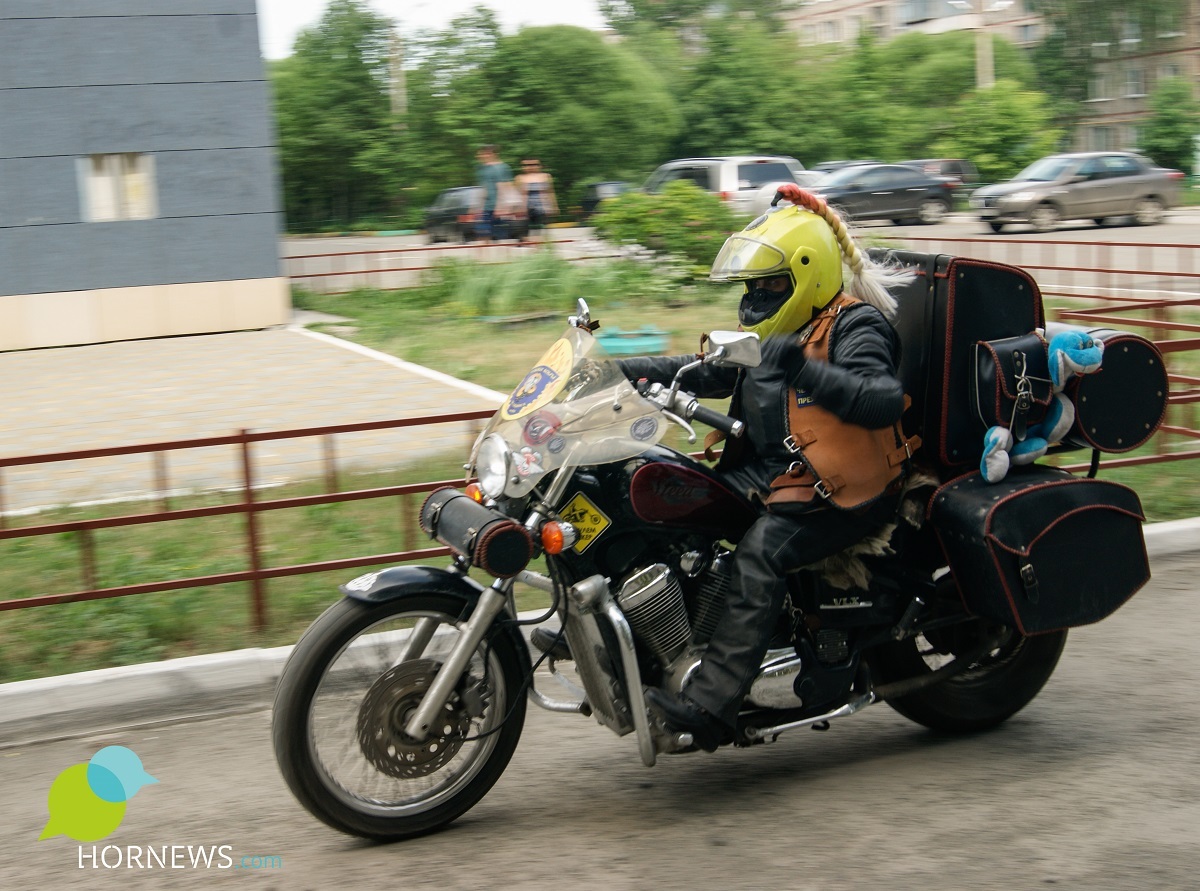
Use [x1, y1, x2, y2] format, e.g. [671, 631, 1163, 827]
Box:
[928, 465, 1150, 636]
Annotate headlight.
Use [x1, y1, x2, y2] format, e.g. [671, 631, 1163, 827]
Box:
[475, 433, 511, 500]
[475, 432, 545, 499]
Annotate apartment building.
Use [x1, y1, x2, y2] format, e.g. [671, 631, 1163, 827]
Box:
[784, 0, 1043, 49]
[1073, 4, 1200, 152]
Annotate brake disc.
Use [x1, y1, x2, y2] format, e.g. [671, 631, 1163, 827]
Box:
[355, 659, 472, 780]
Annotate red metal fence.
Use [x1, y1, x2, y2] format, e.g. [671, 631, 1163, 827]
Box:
[0, 411, 493, 626]
[1, 235, 1196, 622]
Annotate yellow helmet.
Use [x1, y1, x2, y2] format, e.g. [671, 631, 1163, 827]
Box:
[709, 205, 844, 339]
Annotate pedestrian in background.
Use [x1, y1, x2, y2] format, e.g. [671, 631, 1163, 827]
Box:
[516, 158, 559, 244]
[475, 144, 513, 243]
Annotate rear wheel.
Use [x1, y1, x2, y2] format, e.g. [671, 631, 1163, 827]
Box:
[917, 198, 949, 225]
[1134, 197, 1164, 226]
[272, 595, 527, 840]
[869, 622, 1067, 733]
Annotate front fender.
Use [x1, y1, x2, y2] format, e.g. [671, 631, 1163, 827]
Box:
[339, 565, 530, 660]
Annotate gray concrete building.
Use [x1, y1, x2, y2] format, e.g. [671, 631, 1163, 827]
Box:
[0, 0, 289, 351]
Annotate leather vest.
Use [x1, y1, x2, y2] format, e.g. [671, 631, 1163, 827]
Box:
[768, 294, 922, 511]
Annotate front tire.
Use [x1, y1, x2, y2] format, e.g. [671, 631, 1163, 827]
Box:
[1030, 203, 1061, 233]
[870, 624, 1067, 733]
[272, 594, 527, 840]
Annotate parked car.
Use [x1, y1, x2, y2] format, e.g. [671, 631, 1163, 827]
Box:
[811, 159, 879, 174]
[969, 152, 1185, 233]
[643, 155, 808, 217]
[900, 158, 979, 185]
[423, 186, 528, 243]
[579, 181, 630, 219]
[810, 163, 959, 225]
[746, 170, 828, 218]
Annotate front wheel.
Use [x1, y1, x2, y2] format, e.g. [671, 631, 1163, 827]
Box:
[1030, 203, 1061, 232]
[869, 624, 1067, 733]
[272, 594, 527, 840]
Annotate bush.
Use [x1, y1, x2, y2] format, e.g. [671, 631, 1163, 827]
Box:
[591, 180, 738, 268]
[417, 251, 702, 318]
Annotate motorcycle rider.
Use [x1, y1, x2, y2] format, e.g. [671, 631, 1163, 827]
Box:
[618, 185, 917, 750]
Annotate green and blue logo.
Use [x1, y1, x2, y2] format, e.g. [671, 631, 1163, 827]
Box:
[40, 746, 158, 842]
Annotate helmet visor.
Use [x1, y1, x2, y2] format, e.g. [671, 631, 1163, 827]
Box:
[710, 235, 788, 282]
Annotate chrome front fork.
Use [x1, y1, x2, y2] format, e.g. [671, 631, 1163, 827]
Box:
[402, 579, 512, 741]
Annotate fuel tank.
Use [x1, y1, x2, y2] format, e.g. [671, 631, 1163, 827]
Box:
[626, 447, 758, 541]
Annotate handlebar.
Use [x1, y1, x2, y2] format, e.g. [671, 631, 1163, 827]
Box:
[687, 402, 745, 438]
[636, 379, 745, 440]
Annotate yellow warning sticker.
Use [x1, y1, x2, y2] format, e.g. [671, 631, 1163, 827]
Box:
[560, 492, 611, 554]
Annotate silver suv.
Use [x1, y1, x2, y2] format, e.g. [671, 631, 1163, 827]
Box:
[644, 155, 807, 217]
[970, 152, 1184, 233]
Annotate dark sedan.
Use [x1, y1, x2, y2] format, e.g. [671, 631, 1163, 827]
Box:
[423, 186, 528, 243]
[812, 163, 959, 225]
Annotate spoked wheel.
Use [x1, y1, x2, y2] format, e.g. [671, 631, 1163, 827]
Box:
[869, 621, 1067, 733]
[272, 595, 527, 840]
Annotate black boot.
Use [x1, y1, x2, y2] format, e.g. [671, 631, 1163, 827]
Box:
[530, 627, 572, 661]
[644, 688, 727, 752]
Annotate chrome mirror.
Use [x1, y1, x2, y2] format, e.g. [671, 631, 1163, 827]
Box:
[705, 330, 761, 368]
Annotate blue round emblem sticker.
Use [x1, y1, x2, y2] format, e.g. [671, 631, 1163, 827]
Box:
[631, 417, 659, 441]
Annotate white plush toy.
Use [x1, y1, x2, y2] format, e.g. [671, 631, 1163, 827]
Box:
[980, 327, 1104, 484]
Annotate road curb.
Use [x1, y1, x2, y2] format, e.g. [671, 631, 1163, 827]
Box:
[2, 520, 1195, 747]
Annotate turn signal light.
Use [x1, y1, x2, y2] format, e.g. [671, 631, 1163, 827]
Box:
[541, 521, 579, 555]
[465, 482, 485, 503]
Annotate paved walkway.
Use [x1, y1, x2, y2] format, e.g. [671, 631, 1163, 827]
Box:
[0, 317, 505, 513]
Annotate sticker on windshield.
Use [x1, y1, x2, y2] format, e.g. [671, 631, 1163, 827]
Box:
[630, 417, 659, 441]
[523, 411, 561, 446]
[560, 493, 611, 554]
[503, 338, 574, 420]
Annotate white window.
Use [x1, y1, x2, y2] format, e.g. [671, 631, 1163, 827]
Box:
[1160, 63, 1182, 80]
[77, 153, 158, 222]
[1126, 68, 1146, 97]
[1091, 127, 1115, 151]
[1088, 72, 1112, 101]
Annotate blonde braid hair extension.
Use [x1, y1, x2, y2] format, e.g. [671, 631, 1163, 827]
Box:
[779, 187, 908, 319]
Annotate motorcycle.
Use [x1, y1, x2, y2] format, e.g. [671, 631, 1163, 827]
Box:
[271, 291, 1155, 841]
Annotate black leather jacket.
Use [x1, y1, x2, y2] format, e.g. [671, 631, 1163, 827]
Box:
[618, 302, 904, 498]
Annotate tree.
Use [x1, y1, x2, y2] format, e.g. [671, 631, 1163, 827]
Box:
[427, 26, 681, 195]
[270, 0, 403, 228]
[932, 81, 1064, 182]
[599, 0, 790, 35]
[1141, 78, 1200, 173]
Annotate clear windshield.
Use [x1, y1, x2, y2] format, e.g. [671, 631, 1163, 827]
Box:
[1013, 157, 1074, 182]
[470, 326, 667, 480]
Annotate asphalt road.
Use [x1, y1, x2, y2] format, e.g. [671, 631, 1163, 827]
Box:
[5, 553, 1197, 890]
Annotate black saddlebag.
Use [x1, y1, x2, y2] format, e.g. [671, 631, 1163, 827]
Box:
[928, 465, 1149, 635]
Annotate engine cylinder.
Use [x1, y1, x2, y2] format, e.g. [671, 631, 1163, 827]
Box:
[617, 564, 691, 664]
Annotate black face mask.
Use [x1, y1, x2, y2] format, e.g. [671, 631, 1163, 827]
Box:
[739, 285, 792, 328]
